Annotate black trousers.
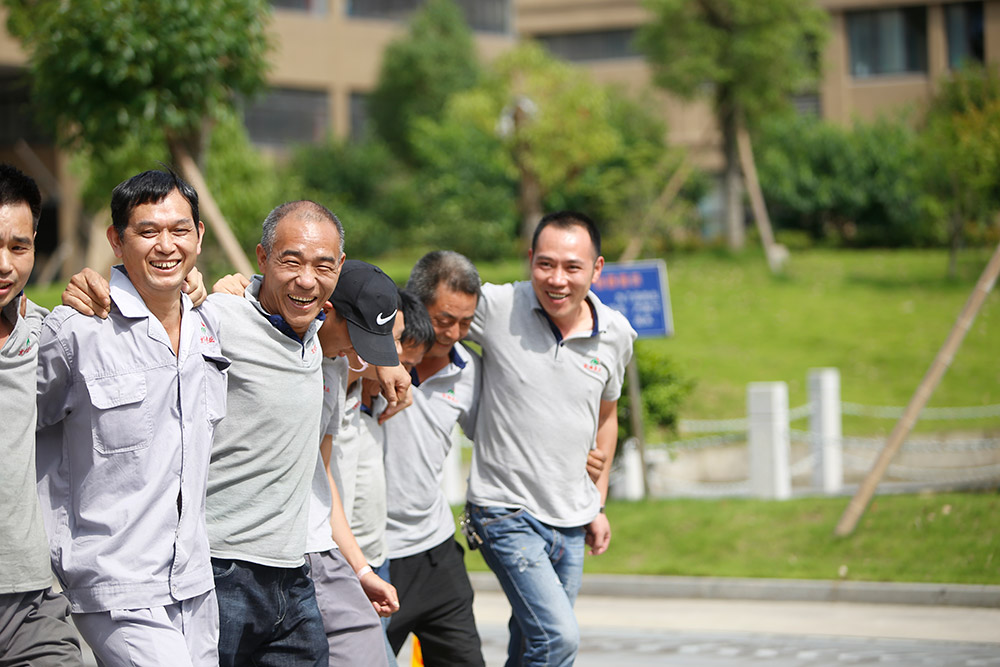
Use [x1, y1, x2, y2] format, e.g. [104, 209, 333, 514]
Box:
[387, 538, 485, 667]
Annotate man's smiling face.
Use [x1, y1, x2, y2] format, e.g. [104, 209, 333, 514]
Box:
[108, 188, 203, 305]
[256, 213, 345, 337]
[0, 202, 35, 310]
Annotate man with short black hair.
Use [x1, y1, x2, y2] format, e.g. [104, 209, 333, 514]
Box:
[0, 162, 82, 666]
[36, 169, 223, 666]
[466, 211, 636, 667]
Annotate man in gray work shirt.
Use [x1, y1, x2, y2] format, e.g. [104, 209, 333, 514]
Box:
[466, 211, 636, 667]
[383, 251, 486, 665]
[0, 163, 82, 665]
[35, 170, 224, 666]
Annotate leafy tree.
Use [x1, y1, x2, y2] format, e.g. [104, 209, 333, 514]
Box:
[919, 65, 1000, 277]
[637, 0, 828, 249]
[285, 138, 423, 257]
[416, 42, 626, 246]
[5, 0, 272, 273]
[368, 0, 481, 164]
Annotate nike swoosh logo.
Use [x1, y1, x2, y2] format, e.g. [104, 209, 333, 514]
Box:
[376, 309, 397, 326]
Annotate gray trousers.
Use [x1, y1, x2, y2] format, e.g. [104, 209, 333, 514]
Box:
[306, 550, 388, 667]
[0, 588, 82, 667]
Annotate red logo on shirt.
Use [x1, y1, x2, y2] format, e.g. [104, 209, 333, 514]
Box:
[438, 389, 459, 405]
[17, 335, 34, 356]
[583, 357, 602, 375]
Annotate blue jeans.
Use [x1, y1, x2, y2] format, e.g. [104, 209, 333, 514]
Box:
[212, 558, 327, 667]
[466, 504, 585, 667]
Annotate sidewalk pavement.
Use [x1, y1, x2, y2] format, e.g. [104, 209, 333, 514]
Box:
[467, 573, 1000, 646]
[469, 572, 1000, 608]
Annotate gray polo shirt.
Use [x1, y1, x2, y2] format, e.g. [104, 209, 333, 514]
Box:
[0, 297, 51, 595]
[353, 404, 388, 567]
[205, 276, 325, 568]
[467, 281, 635, 528]
[384, 343, 481, 558]
[305, 356, 348, 554]
[35, 268, 228, 612]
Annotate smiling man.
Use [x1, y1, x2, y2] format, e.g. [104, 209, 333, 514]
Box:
[0, 163, 83, 666]
[465, 211, 636, 667]
[35, 170, 225, 666]
[203, 200, 346, 666]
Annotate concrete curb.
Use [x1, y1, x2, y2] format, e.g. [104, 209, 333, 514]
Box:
[468, 572, 1000, 608]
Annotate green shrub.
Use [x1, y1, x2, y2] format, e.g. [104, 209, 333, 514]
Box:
[618, 341, 695, 440]
[757, 113, 939, 247]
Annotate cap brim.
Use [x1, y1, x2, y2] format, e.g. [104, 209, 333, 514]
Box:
[345, 320, 399, 367]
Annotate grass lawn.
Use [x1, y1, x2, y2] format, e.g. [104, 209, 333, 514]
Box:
[459, 491, 1000, 584]
[656, 247, 1000, 437]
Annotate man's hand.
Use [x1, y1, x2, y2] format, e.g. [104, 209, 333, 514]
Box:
[62, 268, 111, 318]
[587, 448, 607, 484]
[360, 571, 400, 618]
[212, 273, 250, 296]
[18, 293, 27, 318]
[373, 364, 413, 424]
[585, 512, 611, 556]
[182, 267, 208, 307]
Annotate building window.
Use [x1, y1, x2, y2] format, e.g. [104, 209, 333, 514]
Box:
[271, 0, 327, 13]
[946, 1, 984, 69]
[846, 7, 927, 78]
[534, 29, 638, 62]
[244, 87, 330, 148]
[349, 92, 370, 143]
[346, 0, 509, 33]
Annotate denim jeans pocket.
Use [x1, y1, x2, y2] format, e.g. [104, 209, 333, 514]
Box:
[471, 505, 524, 528]
[211, 559, 238, 580]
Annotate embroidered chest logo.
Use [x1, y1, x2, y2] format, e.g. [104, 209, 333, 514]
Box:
[438, 388, 460, 405]
[17, 335, 34, 356]
[582, 357, 603, 375]
[199, 322, 216, 345]
[310, 343, 319, 356]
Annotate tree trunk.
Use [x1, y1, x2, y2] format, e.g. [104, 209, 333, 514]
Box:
[721, 106, 745, 250]
[168, 139, 254, 277]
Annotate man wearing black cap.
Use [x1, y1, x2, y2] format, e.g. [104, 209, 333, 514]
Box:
[306, 260, 400, 667]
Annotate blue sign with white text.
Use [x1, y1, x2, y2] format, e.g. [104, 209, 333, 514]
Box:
[591, 260, 673, 339]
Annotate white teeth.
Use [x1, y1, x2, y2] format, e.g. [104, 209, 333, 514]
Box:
[289, 296, 313, 304]
[151, 261, 179, 269]
[547, 292, 568, 300]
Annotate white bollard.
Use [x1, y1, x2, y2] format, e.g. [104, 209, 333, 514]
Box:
[442, 425, 467, 506]
[618, 438, 645, 501]
[809, 368, 843, 494]
[747, 382, 791, 499]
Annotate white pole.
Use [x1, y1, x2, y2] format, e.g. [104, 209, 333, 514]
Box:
[748, 382, 791, 499]
[809, 368, 843, 494]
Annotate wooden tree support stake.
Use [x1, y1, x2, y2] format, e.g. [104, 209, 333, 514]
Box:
[834, 240, 1000, 536]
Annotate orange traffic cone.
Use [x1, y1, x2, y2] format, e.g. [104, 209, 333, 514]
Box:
[411, 636, 423, 666]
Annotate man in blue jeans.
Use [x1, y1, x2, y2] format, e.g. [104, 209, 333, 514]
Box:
[466, 211, 636, 666]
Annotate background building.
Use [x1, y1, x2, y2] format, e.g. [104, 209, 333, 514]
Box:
[2, 0, 999, 273]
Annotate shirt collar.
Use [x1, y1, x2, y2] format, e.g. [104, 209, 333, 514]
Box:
[531, 290, 600, 343]
[109, 265, 192, 319]
[411, 343, 468, 387]
[245, 274, 325, 344]
[1, 292, 21, 328]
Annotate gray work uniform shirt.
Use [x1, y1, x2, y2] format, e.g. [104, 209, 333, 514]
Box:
[467, 281, 636, 528]
[0, 297, 52, 594]
[384, 343, 481, 558]
[35, 267, 229, 613]
[205, 277, 325, 568]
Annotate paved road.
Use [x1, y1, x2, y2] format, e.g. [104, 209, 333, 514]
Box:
[444, 592, 1000, 666]
[81, 588, 1000, 666]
